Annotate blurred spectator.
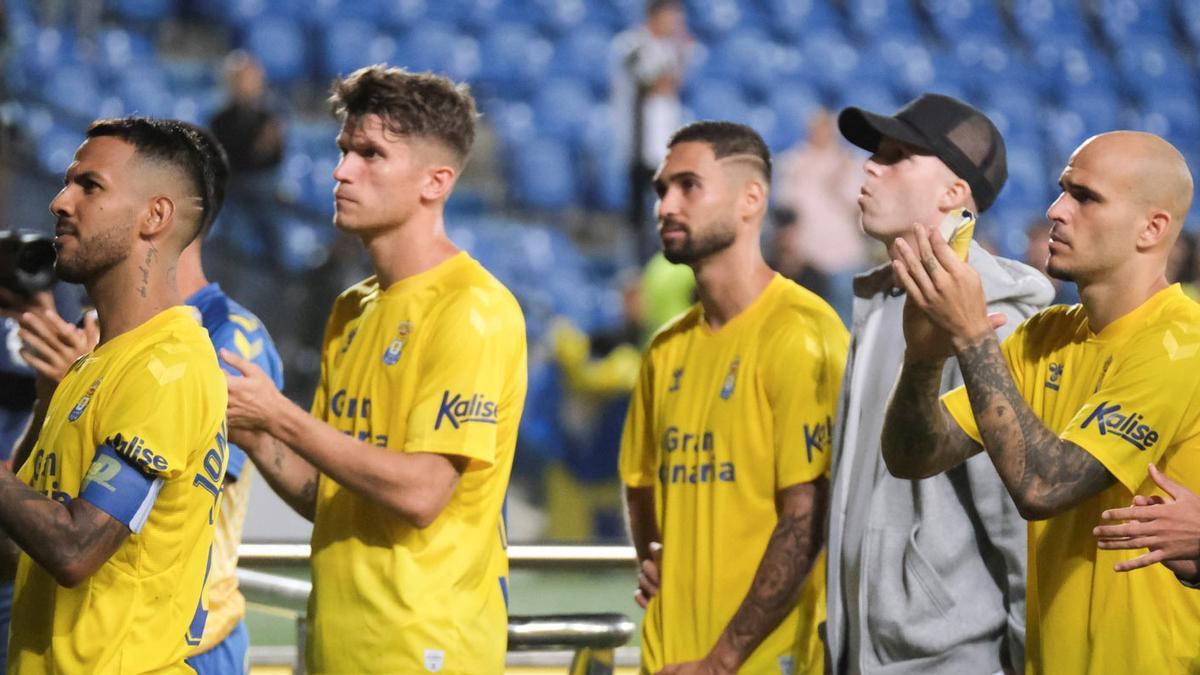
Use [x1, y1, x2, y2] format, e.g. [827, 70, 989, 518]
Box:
[208, 51, 285, 259]
[640, 251, 694, 341]
[1025, 219, 1080, 305]
[544, 274, 644, 541]
[1168, 230, 1200, 300]
[610, 0, 690, 261]
[766, 206, 829, 300]
[774, 108, 867, 320]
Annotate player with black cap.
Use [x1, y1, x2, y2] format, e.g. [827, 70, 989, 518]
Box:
[818, 93, 1054, 674]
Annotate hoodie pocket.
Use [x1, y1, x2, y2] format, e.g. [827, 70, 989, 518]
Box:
[863, 526, 959, 663]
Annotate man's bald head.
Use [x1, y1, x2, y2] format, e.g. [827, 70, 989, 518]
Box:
[1073, 131, 1193, 229]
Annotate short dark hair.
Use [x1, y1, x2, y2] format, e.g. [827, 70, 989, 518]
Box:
[647, 0, 683, 16]
[86, 116, 213, 240]
[180, 122, 230, 238]
[668, 121, 772, 183]
[329, 65, 477, 166]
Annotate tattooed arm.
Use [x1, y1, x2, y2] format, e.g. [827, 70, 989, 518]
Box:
[660, 480, 825, 674]
[886, 225, 1113, 520]
[0, 468, 129, 587]
[230, 429, 320, 522]
[882, 356, 984, 479]
[957, 333, 1113, 520]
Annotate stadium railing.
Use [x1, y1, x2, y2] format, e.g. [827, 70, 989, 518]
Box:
[237, 545, 638, 674]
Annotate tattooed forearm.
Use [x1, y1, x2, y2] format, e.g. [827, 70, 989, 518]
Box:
[709, 481, 823, 669]
[248, 434, 319, 521]
[0, 471, 129, 586]
[882, 358, 981, 478]
[957, 333, 1114, 520]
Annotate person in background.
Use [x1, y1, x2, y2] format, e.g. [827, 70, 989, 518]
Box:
[611, 0, 691, 262]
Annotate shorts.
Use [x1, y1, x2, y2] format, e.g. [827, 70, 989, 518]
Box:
[186, 619, 250, 675]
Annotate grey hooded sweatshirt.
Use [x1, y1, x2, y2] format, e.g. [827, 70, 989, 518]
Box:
[825, 241, 1055, 674]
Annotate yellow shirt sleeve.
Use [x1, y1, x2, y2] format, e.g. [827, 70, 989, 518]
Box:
[618, 355, 658, 488]
[92, 346, 216, 480]
[1059, 336, 1200, 492]
[765, 315, 848, 488]
[402, 289, 522, 467]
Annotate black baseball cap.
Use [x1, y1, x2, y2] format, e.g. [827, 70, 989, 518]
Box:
[838, 93, 1007, 212]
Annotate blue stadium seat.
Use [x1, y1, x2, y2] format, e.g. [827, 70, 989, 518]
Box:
[532, 78, 597, 145]
[1091, 0, 1171, 46]
[477, 23, 554, 98]
[684, 78, 750, 123]
[1060, 86, 1122, 137]
[36, 124, 86, 175]
[118, 65, 175, 117]
[528, 0, 590, 34]
[766, 84, 822, 150]
[1116, 38, 1195, 102]
[581, 112, 629, 211]
[702, 29, 780, 101]
[798, 30, 859, 97]
[393, 22, 480, 82]
[242, 17, 307, 84]
[548, 25, 614, 96]
[321, 20, 399, 79]
[1139, 92, 1200, 146]
[1177, 0, 1200, 48]
[1041, 107, 1089, 166]
[847, 0, 924, 40]
[763, 0, 846, 41]
[870, 40, 939, 101]
[510, 139, 579, 210]
[998, 145, 1051, 215]
[1008, 0, 1087, 45]
[277, 215, 334, 273]
[94, 27, 155, 80]
[1032, 35, 1117, 93]
[42, 67, 102, 120]
[918, 0, 1006, 40]
[111, 0, 174, 23]
[486, 100, 537, 146]
[686, 0, 750, 41]
[17, 27, 83, 82]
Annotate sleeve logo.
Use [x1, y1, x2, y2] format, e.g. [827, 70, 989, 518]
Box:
[104, 432, 170, 476]
[68, 377, 103, 422]
[803, 416, 834, 463]
[434, 390, 499, 430]
[1080, 401, 1160, 451]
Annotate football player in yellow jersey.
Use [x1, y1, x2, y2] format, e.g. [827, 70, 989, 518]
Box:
[620, 121, 848, 674]
[12, 123, 281, 674]
[1, 117, 228, 673]
[219, 65, 526, 674]
[881, 130, 1200, 673]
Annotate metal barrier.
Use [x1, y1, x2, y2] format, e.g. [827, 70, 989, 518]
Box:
[237, 546, 639, 674]
[239, 543, 638, 568]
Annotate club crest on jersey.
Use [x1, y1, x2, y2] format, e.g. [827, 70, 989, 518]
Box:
[382, 320, 413, 366]
[68, 378, 102, 422]
[1081, 401, 1160, 451]
[719, 358, 740, 400]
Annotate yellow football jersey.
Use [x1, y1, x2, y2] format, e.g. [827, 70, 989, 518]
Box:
[306, 252, 526, 674]
[619, 274, 848, 674]
[943, 284, 1200, 673]
[10, 306, 228, 674]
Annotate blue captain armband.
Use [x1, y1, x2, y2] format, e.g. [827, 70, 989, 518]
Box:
[79, 441, 165, 534]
